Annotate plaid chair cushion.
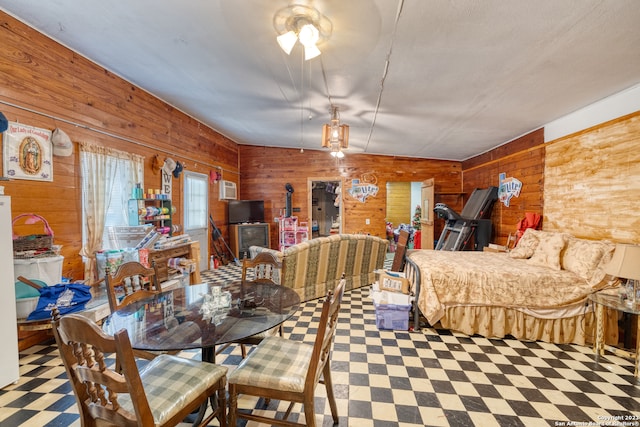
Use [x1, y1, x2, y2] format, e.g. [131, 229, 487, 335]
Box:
[228, 336, 313, 392]
[119, 354, 228, 424]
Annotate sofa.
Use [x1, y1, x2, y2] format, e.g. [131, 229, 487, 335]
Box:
[250, 234, 389, 302]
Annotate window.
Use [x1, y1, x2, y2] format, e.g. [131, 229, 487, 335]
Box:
[100, 164, 138, 250]
[184, 173, 208, 230]
[79, 143, 143, 278]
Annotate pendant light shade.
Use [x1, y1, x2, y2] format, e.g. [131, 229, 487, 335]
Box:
[322, 106, 349, 157]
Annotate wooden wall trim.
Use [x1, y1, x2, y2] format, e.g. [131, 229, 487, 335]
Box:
[463, 142, 546, 174]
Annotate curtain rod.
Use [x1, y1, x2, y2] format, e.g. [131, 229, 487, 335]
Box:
[0, 99, 238, 176]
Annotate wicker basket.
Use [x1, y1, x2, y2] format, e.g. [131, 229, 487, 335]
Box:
[12, 213, 54, 254]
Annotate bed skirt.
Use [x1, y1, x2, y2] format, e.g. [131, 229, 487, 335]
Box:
[429, 304, 620, 345]
[404, 256, 619, 346]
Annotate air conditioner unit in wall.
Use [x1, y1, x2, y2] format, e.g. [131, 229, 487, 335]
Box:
[220, 180, 237, 200]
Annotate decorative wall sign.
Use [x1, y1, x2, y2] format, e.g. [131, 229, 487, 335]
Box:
[498, 172, 522, 207]
[161, 169, 172, 199]
[2, 122, 53, 181]
[348, 173, 379, 203]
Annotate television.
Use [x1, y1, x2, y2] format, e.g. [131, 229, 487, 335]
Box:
[227, 200, 265, 224]
[231, 223, 270, 259]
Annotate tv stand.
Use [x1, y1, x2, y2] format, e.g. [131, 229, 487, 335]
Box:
[229, 223, 270, 259]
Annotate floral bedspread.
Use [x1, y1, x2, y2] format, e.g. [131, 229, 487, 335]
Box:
[407, 250, 594, 325]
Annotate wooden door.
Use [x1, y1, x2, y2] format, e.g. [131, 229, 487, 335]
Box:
[420, 179, 435, 249]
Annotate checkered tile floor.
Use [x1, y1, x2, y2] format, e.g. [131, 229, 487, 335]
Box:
[2, 263, 640, 426]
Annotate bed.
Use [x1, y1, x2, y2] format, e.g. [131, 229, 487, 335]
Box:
[405, 228, 619, 345]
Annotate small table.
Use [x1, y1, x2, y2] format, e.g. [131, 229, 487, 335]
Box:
[102, 281, 300, 362]
[589, 290, 639, 377]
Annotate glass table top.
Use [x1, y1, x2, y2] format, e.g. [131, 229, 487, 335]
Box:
[589, 290, 640, 315]
[102, 281, 300, 352]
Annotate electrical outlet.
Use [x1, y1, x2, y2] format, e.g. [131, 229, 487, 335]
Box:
[365, 218, 370, 225]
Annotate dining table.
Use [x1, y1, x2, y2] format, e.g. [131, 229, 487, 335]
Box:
[102, 280, 301, 363]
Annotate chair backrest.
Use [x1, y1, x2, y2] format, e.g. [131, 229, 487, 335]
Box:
[391, 229, 410, 272]
[305, 276, 346, 394]
[105, 261, 162, 312]
[52, 312, 155, 426]
[241, 251, 282, 284]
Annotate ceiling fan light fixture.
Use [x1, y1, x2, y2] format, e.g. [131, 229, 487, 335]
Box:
[276, 30, 298, 55]
[304, 43, 321, 60]
[298, 23, 319, 46]
[273, 4, 332, 60]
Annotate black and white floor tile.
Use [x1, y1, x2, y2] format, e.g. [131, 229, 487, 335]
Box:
[1, 262, 640, 426]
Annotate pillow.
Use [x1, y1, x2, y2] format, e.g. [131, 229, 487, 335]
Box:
[561, 237, 610, 280]
[586, 241, 617, 287]
[509, 246, 534, 259]
[516, 228, 539, 252]
[526, 232, 568, 270]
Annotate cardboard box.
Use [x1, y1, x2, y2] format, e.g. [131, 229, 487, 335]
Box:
[483, 243, 508, 253]
[377, 270, 410, 294]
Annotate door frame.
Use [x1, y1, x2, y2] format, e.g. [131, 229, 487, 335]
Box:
[307, 176, 344, 235]
[183, 170, 209, 272]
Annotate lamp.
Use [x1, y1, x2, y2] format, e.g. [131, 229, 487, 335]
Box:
[322, 106, 349, 158]
[604, 243, 640, 307]
[273, 4, 332, 61]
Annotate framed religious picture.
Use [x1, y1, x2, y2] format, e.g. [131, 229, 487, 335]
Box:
[3, 122, 53, 182]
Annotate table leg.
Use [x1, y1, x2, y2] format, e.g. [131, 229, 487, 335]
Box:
[636, 317, 640, 378]
[594, 303, 604, 356]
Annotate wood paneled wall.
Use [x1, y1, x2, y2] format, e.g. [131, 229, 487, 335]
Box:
[462, 129, 545, 245]
[544, 111, 640, 242]
[1, 12, 239, 281]
[238, 146, 462, 248]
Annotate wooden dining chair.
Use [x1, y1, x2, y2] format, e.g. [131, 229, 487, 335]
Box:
[51, 311, 228, 427]
[105, 261, 189, 362]
[228, 276, 346, 427]
[220, 252, 284, 359]
[391, 229, 410, 272]
[105, 261, 163, 312]
[241, 251, 282, 284]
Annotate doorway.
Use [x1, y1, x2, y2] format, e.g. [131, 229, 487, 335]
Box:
[308, 178, 343, 237]
[183, 171, 209, 272]
[385, 181, 422, 249]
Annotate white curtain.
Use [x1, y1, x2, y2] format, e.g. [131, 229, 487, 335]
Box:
[79, 142, 143, 282]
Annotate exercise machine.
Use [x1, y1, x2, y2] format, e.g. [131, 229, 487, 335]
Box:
[434, 186, 498, 251]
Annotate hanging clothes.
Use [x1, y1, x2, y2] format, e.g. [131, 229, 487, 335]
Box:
[515, 212, 542, 244]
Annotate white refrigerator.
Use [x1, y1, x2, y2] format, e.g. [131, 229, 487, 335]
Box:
[0, 196, 19, 388]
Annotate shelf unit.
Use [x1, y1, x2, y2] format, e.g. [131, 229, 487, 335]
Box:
[128, 199, 172, 235]
[278, 216, 309, 251]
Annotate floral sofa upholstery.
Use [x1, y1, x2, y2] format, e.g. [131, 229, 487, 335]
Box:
[250, 234, 389, 302]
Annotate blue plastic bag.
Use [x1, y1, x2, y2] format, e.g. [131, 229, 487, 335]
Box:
[27, 283, 92, 321]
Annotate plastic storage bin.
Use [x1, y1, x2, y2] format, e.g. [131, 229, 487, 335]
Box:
[374, 302, 411, 330]
[13, 255, 63, 286]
